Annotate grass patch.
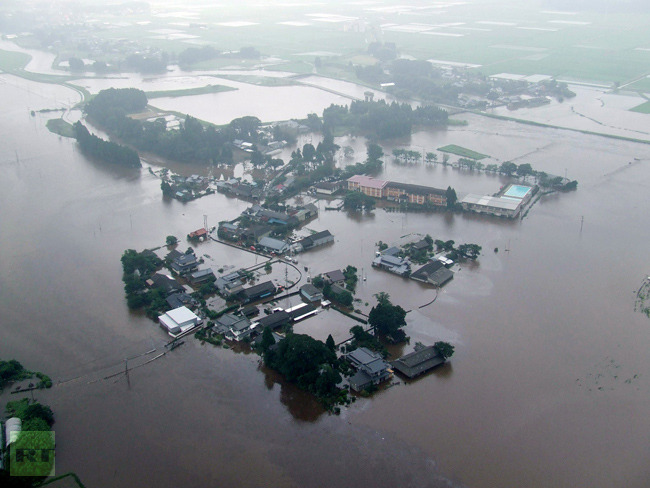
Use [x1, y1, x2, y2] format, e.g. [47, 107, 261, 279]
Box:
[630, 101, 650, 114]
[212, 74, 296, 86]
[0, 49, 31, 71]
[46, 118, 76, 138]
[438, 144, 489, 160]
[145, 84, 237, 99]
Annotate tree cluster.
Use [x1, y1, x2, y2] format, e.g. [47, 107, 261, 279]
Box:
[322, 99, 447, 140]
[84, 88, 259, 165]
[73, 121, 141, 168]
[343, 191, 376, 212]
[368, 293, 407, 342]
[264, 333, 343, 402]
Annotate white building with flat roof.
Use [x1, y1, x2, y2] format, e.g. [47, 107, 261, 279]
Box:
[460, 194, 523, 218]
[159, 306, 201, 337]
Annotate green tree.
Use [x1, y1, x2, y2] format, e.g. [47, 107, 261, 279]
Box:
[458, 243, 481, 260]
[166, 235, 177, 246]
[260, 326, 275, 354]
[368, 294, 407, 337]
[499, 161, 518, 176]
[516, 163, 533, 178]
[446, 186, 457, 208]
[326, 334, 336, 352]
[302, 143, 316, 161]
[434, 341, 455, 359]
[367, 143, 384, 162]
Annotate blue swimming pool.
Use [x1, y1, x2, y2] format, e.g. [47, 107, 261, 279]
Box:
[503, 185, 532, 199]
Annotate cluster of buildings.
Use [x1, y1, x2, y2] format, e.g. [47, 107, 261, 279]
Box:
[162, 172, 211, 202]
[218, 203, 333, 256]
[344, 343, 449, 392]
[372, 244, 454, 287]
[347, 175, 448, 206]
[216, 178, 264, 201]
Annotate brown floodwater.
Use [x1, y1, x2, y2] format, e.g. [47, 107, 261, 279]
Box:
[2, 74, 650, 488]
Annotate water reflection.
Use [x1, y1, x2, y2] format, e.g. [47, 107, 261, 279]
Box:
[260, 365, 325, 422]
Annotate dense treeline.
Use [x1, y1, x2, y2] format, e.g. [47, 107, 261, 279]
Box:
[322, 100, 448, 140]
[84, 88, 261, 164]
[387, 59, 460, 103]
[73, 122, 141, 168]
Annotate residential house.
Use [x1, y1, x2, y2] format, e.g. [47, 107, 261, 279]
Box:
[171, 252, 199, 275]
[346, 347, 391, 392]
[293, 230, 334, 253]
[214, 313, 254, 342]
[323, 269, 345, 285]
[300, 283, 323, 302]
[372, 254, 411, 276]
[258, 236, 289, 254]
[190, 268, 215, 284]
[411, 261, 454, 287]
[215, 271, 245, 297]
[146, 273, 184, 296]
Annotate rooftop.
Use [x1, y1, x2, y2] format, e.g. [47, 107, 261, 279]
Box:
[347, 174, 388, 189]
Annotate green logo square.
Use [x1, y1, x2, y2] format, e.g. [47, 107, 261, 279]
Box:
[9, 430, 55, 477]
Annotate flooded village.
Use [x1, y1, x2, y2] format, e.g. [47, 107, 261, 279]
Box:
[2, 2, 650, 488]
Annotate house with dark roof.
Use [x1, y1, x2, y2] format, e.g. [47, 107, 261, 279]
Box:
[391, 345, 446, 378]
[190, 268, 215, 284]
[166, 292, 195, 309]
[372, 254, 411, 276]
[410, 261, 454, 287]
[214, 313, 253, 342]
[240, 281, 276, 303]
[254, 310, 291, 331]
[323, 269, 345, 285]
[147, 273, 184, 296]
[346, 347, 391, 392]
[293, 230, 334, 253]
[241, 304, 259, 318]
[171, 252, 199, 275]
[411, 239, 431, 252]
[215, 271, 245, 296]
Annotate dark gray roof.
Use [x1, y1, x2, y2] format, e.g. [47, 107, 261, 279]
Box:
[150, 273, 183, 294]
[411, 261, 453, 286]
[391, 345, 445, 378]
[241, 305, 259, 317]
[300, 283, 321, 296]
[216, 313, 251, 332]
[347, 347, 390, 375]
[287, 303, 316, 321]
[412, 239, 430, 250]
[257, 310, 291, 330]
[324, 269, 345, 282]
[382, 247, 400, 256]
[241, 281, 276, 299]
[348, 370, 373, 391]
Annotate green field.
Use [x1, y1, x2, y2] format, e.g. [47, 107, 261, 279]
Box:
[630, 101, 650, 113]
[438, 145, 489, 160]
[0, 49, 31, 71]
[145, 84, 237, 99]
[46, 118, 75, 138]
